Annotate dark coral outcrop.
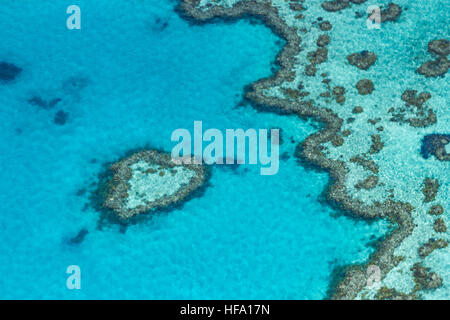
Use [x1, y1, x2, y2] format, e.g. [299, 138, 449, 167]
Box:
[347, 51, 377, 70]
[421, 134, 450, 161]
[0, 62, 22, 83]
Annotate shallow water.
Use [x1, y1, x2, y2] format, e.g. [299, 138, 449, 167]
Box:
[0, 0, 388, 299]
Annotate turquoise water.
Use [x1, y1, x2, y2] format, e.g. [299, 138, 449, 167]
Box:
[0, 0, 388, 299]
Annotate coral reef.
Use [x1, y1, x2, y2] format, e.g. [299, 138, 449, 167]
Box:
[421, 134, 450, 161]
[96, 149, 208, 220]
[355, 175, 378, 190]
[422, 178, 439, 203]
[347, 51, 377, 70]
[418, 239, 448, 258]
[428, 39, 450, 57]
[411, 263, 443, 291]
[369, 134, 383, 154]
[375, 286, 416, 300]
[179, 0, 448, 300]
[389, 90, 437, 128]
[350, 155, 378, 174]
[356, 79, 374, 95]
[417, 39, 450, 77]
[321, 0, 350, 12]
[428, 204, 444, 216]
[380, 3, 402, 22]
[417, 58, 449, 78]
[317, 34, 330, 47]
[433, 218, 447, 233]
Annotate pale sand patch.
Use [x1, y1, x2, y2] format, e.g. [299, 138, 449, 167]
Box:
[126, 161, 196, 209]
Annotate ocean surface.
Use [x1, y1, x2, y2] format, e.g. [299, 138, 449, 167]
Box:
[0, 0, 389, 299]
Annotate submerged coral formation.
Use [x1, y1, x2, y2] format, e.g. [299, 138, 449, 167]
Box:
[389, 90, 437, 128]
[417, 39, 450, 78]
[0, 61, 22, 83]
[380, 3, 402, 22]
[347, 51, 377, 70]
[421, 134, 450, 161]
